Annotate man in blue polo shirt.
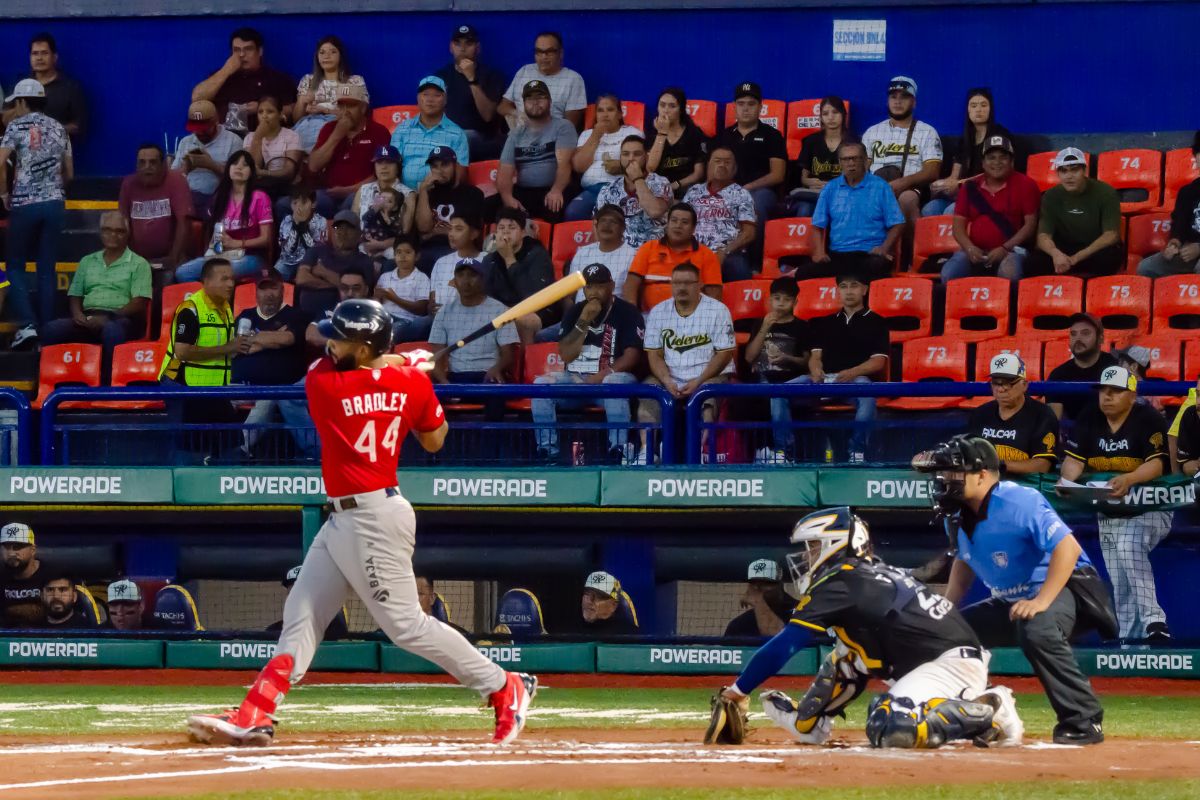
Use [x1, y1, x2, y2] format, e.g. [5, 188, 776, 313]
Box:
[389, 76, 469, 190]
[806, 141, 904, 282]
[913, 435, 1115, 746]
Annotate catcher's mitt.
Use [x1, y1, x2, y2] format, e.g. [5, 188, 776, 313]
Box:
[703, 689, 748, 745]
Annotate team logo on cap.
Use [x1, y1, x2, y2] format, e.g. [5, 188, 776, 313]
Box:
[992, 551, 1009, 569]
[458, 25, 470, 33]
[752, 561, 768, 574]
[1103, 368, 1119, 381]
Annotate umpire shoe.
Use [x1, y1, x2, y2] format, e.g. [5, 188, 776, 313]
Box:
[974, 686, 1023, 747]
[760, 689, 832, 745]
[187, 709, 275, 747]
[489, 672, 537, 745]
[1052, 718, 1104, 745]
[1146, 622, 1172, 645]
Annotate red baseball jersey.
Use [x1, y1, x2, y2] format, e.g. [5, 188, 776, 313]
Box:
[305, 356, 445, 497]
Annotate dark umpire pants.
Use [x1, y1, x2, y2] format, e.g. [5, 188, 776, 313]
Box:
[962, 574, 1106, 730]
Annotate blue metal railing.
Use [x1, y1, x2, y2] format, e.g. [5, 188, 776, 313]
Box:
[0, 388, 32, 465]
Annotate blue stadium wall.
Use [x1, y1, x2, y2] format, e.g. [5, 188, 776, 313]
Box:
[0, 1, 1193, 176]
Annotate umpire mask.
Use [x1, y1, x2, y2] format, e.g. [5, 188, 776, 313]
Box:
[912, 435, 1001, 525]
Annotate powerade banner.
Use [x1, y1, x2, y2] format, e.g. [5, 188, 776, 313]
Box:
[165, 641, 378, 671]
[0, 639, 162, 667]
[381, 643, 595, 673]
[0, 469, 173, 503]
[817, 469, 934, 508]
[596, 644, 819, 675]
[173, 468, 327, 505]
[403, 469, 602, 506]
[601, 470, 818, 507]
[1028, 473, 1197, 518]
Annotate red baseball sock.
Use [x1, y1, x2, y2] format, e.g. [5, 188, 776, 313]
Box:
[235, 654, 294, 728]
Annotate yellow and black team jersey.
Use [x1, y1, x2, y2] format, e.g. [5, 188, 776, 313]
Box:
[968, 398, 1060, 465]
[788, 559, 981, 680]
[1175, 404, 1200, 464]
[1065, 403, 1168, 474]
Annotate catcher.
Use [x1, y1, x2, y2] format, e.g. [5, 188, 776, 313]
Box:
[705, 506, 1022, 749]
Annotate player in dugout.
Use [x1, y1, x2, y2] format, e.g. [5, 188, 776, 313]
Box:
[723, 559, 796, 639]
[967, 353, 1059, 475]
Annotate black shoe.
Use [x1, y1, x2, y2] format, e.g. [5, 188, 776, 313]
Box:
[1146, 621, 1172, 645]
[1053, 719, 1104, 745]
[534, 447, 556, 465]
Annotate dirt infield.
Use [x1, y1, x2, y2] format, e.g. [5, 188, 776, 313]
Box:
[0, 729, 1195, 799]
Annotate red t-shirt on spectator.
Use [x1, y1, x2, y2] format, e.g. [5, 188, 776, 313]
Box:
[954, 171, 1041, 251]
[118, 170, 193, 261]
[314, 120, 392, 192]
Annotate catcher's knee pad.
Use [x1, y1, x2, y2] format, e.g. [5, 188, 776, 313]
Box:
[779, 648, 869, 738]
[866, 694, 996, 749]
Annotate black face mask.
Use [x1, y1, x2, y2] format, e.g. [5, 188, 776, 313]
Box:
[931, 475, 966, 525]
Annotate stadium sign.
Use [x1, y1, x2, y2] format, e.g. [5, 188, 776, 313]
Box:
[381, 643, 595, 673]
[1091, 651, 1198, 677]
[0, 639, 162, 667]
[173, 468, 326, 505]
[601, 470, 817, 507]
[165, 641, 379, 670]
[402, 469, 601, 506]
[817, 470, 932, 508]
[596, 644, 818, 675]
[0, 468, 173, 503]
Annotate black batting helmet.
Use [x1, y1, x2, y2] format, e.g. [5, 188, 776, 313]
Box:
[317, 299, 393, 356]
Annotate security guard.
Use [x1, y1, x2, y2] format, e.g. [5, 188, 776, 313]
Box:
[159, 258, 241, 386]
[913, 435, 1114, 745]
[968, 353, 1059, 476]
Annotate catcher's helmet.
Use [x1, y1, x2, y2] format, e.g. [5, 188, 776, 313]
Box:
[787, 506, 871, 595]
[911, 435, 1001, 522]
[317, 299, 393, 356]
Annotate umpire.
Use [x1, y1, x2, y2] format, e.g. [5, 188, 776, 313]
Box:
[914, 435, 1116, 745]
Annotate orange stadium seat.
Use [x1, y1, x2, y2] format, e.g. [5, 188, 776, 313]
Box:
[160, 282, 201, 339]
[371, 105, 419, 134]
[1157, 148, 1199, 212]
[642, 282, 673, 310]
[793, 277, 839, 320]
[34, 344, 102, 410]
[785, 99, 852, 161]
[584, 101, 646, 132]
[975, 336, 1046, 382]
[1084, 274, 1151, 335]
[1015, 275, 1084, 340]
[1097, 149, 1163, 214]
[234, 282, 295, 316]
[685, 99, 718, 138]
[880, 336, 969, 411]
[467, 160, 500, 197]
[1026, 151, 1091, 193]
[761, 217, 814, 277]
[520, 342, 566, 383]
[911, 215, 959, 275]
[868, 277, 933, 343]
[1152, 275, 1200, 338]
[1184, 340, 1200, 381]
[944, 277, 1011, 342]
[551, 221, 595, 278]
[1126, 212, 1172, 272]
[89, 341, 167, 411]
[1127, 335, 1183, 381]
[723, 279, 772, 344]
[723, 99, 785, 130]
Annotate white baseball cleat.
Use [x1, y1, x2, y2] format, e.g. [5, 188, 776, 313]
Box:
[760, 689, 832, 745]
[187, 709, 275, 747]
[977, 685, 1023, 746]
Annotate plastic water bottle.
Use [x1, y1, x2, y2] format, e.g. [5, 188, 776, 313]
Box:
[236, 318, 252, 338]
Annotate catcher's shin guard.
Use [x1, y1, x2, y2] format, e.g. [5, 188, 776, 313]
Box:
[865, 694, 996, 749]
[235, 654, 295, 728]
[763, 647, 868, 743]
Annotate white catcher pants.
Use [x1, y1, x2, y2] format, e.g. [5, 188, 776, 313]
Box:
[887, 647, 991, 705]
[1098, 511, 1172, 639]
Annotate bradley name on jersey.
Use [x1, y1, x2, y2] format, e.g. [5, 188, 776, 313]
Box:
[341, 391, 409, 417]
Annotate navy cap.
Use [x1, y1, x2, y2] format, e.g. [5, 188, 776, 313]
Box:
[372, 145, 401, 164]
[426, 145, 458, 164]
[454, 258, 487, 277]
[733, 82, 762, 101]
[582, 263, 612, 285]
[451, 24, 479, 41]
[522, 79, 550, 98]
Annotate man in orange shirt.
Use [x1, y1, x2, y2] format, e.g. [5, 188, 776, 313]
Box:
[623, 203, 723, 308]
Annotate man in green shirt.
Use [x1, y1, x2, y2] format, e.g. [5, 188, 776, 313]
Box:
[42, 211, 152, 377]
[1026, 147, 1122, 277]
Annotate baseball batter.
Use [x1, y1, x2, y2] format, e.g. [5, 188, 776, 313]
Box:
[187, 299, 536, 747]
[712, 507, 1022, 749]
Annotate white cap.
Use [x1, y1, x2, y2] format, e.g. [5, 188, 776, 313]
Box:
[4, 79, 45, 104]
[108, 580, 141, 603]
[1096, 365, 1137, 392]
[989, 353, 1026, 380]
[1053, 147, 1087, 170]
[747, 559, 780, 581]
[0, 523, 34, 546]
[583, 571, 619, 599]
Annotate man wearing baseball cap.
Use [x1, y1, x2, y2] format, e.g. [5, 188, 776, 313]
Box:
[172, 99, 244, 217]
[495, 80, 579, 222]
[577, 571, 638, 635]
[968, 353, 1059, 475]
[435, 24, 508, 159]
[105, 580, 145, 631]
[415, 146, 486, 271]
[296, 211, 375, 317]
[713, 82, 787, 232]
[531, 262, 645, 464]
[1061, 366, 1172, 644]
[1026, 147, 1123, 278]
[308, 83, 390, 217]
[0, 523, 49, 627]
[1046, 312, 1119, 421]
[389, 76, 469, 190]
[498, 32, 587, 129]
[724, 559, 797, 639]
[940, 135, 1040, 284]
[861, 76, 943, 227]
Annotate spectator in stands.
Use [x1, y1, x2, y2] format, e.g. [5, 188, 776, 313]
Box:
[428, 258, 517, 420]
[1114, 346, 1164, 414]
[360, 187, 408, 269]
[624, 203, 723, 306]
[682, 146, 757, 281]
[268, 566, 348, 639]
[1138, 132, 1200, 278]
[484, 207, 558, 341]
[304, 271, 370, 348]
[565, 205, 637, 302]
[564, 95, 643, 221]
[1171, 375, 1200, 476]
[159, 257, 244, 390]
[807, 141, 904, 282]
[435, 25, 508, 160]
[1062, 366, 1172, 644]
[1026, 148, 1123, 278]
[714, 82, 786, 228]
[175, 150, 273, 282]
[967, 354, 1059, 475]
[940, 135, 1039, 283]
[0, 79, 73, 348]
[174, 99, 243, 218]
[0, 523, 48, 628]
[390, 76, 469, 191]
[120, 143, 193, 269]
[42, 574, 96, 630]
[307, 84, 391, 218]
[636, 261, 736, 464]
[275, 184, 327, 280]
[793, 269, 889, 462]
[862, 76, 943, 228]
[428, 212, 485, 315]
[415, 146, 485, 272]
[104, 580, 145, 631]
[579, 571, 638, 635]
[242, 95, 302, 200]
[1047, 313, 1118, 421]
[296, 210, 375, 316]
[723, 559, 796, 639]
[292, 35, 369, 152]
[191, 27, 295, 137]
[647, 87, 707, 199]
[532, 263, 645, 464]
[745, 277, 808, 465]
[376, 238, 432, 343]
[495, 80, 578, 223]
[498, 32, 587, 130]
[42, 212, 152, 375]
[350, 146, 414, 237]
[786, 96, 851, 218]
[925, 88, 1015, 216]
[594, 135, 672, 247]
[1, 33, 87, 139]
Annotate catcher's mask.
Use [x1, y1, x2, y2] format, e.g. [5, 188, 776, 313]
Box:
[786, 506, 871, 596]
[911, 435, 1001, 523]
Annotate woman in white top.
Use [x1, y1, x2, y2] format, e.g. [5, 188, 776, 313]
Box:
[243, 95, 303, 200]
[292, 35, 370, 152]
[564, 94, 642, 221]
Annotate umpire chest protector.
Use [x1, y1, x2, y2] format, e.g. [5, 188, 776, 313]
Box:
[159, 291, 234, 385]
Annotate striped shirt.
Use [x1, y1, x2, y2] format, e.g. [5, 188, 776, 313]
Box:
[644, 294, 736, 384]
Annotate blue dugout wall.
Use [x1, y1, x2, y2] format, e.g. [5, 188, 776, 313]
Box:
[0, 1, 1194, 176]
